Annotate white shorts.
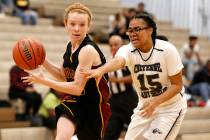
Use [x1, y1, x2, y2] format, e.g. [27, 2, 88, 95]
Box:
[124, 94, 187, 140]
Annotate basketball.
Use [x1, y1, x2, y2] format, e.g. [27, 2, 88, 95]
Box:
[12, 37, 46, 70]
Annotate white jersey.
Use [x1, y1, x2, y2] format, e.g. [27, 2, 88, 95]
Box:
[116, 39, 184, 106]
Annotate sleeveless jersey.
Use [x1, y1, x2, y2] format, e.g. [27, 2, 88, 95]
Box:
[60, 35, 110, 138]
[62, 35, 109, 101]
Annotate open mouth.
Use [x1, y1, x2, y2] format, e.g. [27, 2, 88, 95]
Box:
[72, 34, 81, 37]
[131, 38, 138, 43]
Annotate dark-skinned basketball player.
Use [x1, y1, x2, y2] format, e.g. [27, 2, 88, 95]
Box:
[82, 14, 187, 140]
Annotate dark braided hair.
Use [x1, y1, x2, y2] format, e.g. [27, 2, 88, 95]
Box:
[131, 14, 157, 46]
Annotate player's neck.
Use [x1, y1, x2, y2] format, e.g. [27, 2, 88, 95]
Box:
[138, 40, 153, 53]
[71, 40, 83, 52]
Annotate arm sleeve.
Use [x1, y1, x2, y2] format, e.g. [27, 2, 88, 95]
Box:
[166, 44, 184, 76]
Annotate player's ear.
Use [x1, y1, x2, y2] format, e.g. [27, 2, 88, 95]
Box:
[87, 21, 92, 33]
[64, 19, 68, 29]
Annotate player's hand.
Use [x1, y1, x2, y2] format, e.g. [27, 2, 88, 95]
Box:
[139, 99, 158, 118]
[80, 68, 103, 85]
[21, 70, 45, 85]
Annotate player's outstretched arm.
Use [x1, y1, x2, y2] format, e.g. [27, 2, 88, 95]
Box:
[82, 56, 126, 83]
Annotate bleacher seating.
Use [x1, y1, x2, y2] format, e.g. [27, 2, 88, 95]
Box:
[28, 0, 122, 42]
[176, 107, 210, 140]
[0, 16, 66, 100]
[0, 127, 51, 140]
[0, 107, 30, 129]
[0, 0, 210, 140]
[30, 0, 122, 32]
[157, 21, 210, 62]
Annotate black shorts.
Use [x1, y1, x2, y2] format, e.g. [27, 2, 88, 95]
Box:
[55, 100, 110, 140]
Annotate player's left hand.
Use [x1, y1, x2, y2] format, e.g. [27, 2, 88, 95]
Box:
[21, 70, 45, 85]
[139, 99, 158, 118]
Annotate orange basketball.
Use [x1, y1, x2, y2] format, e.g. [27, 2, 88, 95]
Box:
[12, 37, 46, 70]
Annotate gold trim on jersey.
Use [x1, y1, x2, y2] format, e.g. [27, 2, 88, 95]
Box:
[61, 102, 75, 117]
[102, 75, 108, 83]
[70, 54, 73, 63]
[61, 99, 77, 103]
[96, 76, 107, 138]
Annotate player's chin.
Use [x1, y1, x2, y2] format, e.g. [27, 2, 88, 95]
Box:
[131, 41, 140, 48]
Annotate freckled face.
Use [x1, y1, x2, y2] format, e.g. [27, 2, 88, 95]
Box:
[65, 12, 90, 42]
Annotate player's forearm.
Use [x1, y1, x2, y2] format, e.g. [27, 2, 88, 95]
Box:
[43, 60, 66, 81]
[41, 78, 82, 96]
[100, 56, 125, 74]
[154, 84, 182, 106]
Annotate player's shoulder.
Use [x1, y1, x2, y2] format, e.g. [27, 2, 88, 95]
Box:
[83, 44, 95, 49]
[155, 39, 177, 52]
[81, 44, 96, 52]
[79, 44, 98, 57]
[119, 42, 135, 52]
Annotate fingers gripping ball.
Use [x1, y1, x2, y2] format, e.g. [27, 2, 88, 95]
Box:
[12, 38, 46, 70]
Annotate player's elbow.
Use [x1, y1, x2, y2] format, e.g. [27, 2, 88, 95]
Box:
[74, 89, 83, 96]
[117, 57, 126, 68]
[172, 82, 183, 93]
[67, 87, 83, 96]
[72, 81, 85, 96]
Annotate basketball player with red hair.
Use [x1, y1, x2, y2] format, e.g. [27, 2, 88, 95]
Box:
[23, 3, 110, 140]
